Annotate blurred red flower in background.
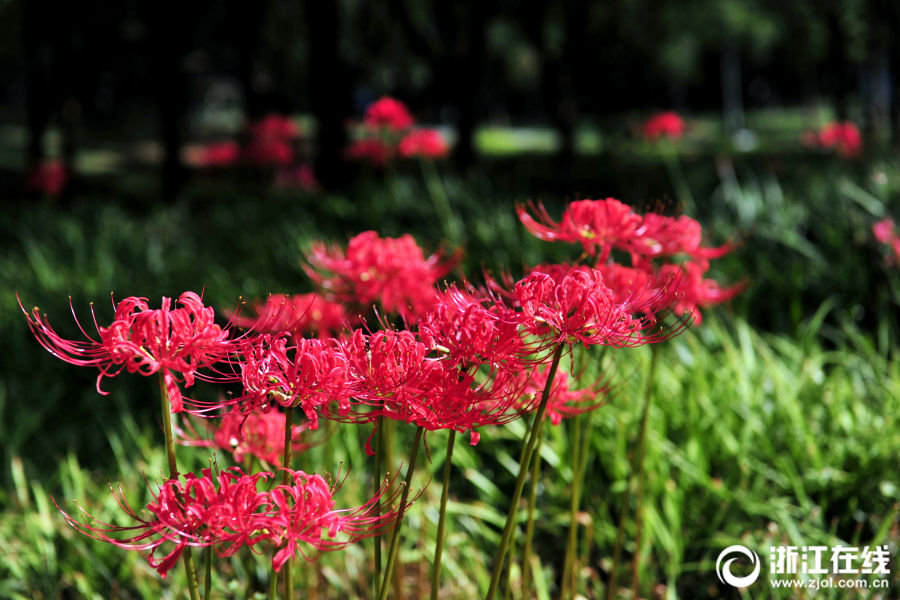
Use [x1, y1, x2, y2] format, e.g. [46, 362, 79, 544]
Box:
[642, 111, 685, 141]
[26, 160, 68, 196]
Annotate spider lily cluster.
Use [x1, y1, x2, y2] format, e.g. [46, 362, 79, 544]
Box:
[21, 197, 738, 598]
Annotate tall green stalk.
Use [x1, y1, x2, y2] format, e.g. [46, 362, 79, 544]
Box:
[373, 416, 385, 598]
[378, 425, 425, 600]
[518, 418, 547, 597]
[558, 410, 584, 600]
[158, 374, 201, 600]
[485, 343, 565, 600]
[430, 429, 457, 600]
[282, 407, 294, 600]
[420, 159, 463, 242]
[629, 347, 658, 597]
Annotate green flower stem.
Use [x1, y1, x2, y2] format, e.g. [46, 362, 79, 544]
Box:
[420, 158, 462, 242]
[430, 429, 457, 600]
[558, 410, 584, 600]
[282, 407, 294, 600]
[268, 568, 278, 600]
[485, 343, 565, 600]
[204, 546, 212, 600]
[519, 417, 547, 598]
[378, 425, 425, 600]
[662, 146, 695, 214]
[157, 374, 201, 600]
[629, 347, 658, 598]
[373, 415, 385, 597]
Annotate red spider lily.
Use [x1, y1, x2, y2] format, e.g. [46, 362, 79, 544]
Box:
[191, 141, 241, 168]
[228, 293, 351, 339]
[243, 138, 294, 167]
[55, 468, 273, 578]
[628, 212, 733, 265]
[517, 199, 642, 261]
[26, 159, 68, 196]
[515, 365, 608, 425]
[305, 230, 459, 322]
[55, 466, 402, 578]
[238, 334, 351, 428]
[175, 408, 312, 466]
[338, 328, 429, 417]
[399, 129, 449, 159]
[363, 97, 415, 131]
[20, 292, 234, 413]
[346, 138, 395, 167]
[657, 261, 743, 325]
[519, 199, 735, 266]
[250, 114, 301, 141]
[807, 121, 862, 158]
[328, 328, 527, 444]
[276, 164, 319, 191]
[513, 265, 679, 347]
[269, 469, 402, 569]
[642, 111, 685, 141]
[417, 284, 532, 370]
[873, 217, 900, 265]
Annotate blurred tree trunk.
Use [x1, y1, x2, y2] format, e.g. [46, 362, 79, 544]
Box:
[305, 0, 353, 190]
[142, 3, 200, 200]
[523, 0, 580, 177]
[22, 0, 50, 170]
[434, 2, 488, 170]
[721, 46, 744, 133]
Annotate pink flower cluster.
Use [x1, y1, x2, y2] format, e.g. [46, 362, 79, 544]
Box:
[873, 218, 900, 265]
[347, 97, 449, 166]
[305, 230, 459, 322]
[189, 114, 318, 190]
[23, 196, 741, 584]
[642, 111, 685, 141]
[26, 160, 69, 196]
[803, 121, 862, 158]
[518, 198, 741, 324]
[57, 467, 399, 578]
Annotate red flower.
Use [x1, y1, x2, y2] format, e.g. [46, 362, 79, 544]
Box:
[20, 292, 233, 413]
[306, 231, 459, 321]
[517, 199, 642, 261]
[55, 466, 401, 578]
[807, 122, 862, 158]
[873, 217, 900, 265]
[176, 408, 312, 467]
[417, 284, 530, 370]
[276, 164, 319, 191]
[229, 293, 350, 339]
[656, 261, 743, 325]
[26, 160, 68, 196]
[334, 328, 528, 444]
[513, 265, 678, 347]
[192, 141, 241, 168]
[238, 334, 351, 428]
[643, 111, 685, 141]
[346, 138, 395, 167]
[399, 129, 449, 159]
[515, 365, 607, 426]
[364, 97, 415, 131]
[628, 212, 733, 265]
[243, 138, 294, 167]
[269, 469, 401, 568]
[250, 114, 300, 141]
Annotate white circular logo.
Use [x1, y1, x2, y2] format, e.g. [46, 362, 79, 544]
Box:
[716, 544, 762, 588]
